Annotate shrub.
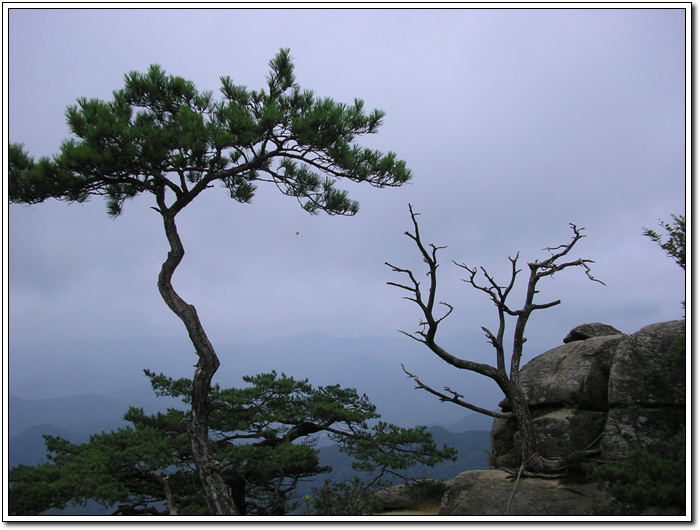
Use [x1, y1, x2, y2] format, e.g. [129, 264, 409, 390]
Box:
[594, 426, 685, 511]
[311, 476, 384, 515]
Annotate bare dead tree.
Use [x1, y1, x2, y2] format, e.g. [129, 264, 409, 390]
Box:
[385, 204, 604, 473]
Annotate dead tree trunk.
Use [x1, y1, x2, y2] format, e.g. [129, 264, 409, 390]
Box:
[499, 380, 538, 466]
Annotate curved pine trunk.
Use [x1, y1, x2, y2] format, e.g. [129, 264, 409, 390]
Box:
[157, 210, 239, 515]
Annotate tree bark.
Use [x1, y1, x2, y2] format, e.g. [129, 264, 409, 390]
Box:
[226, 475, 248, 515]
[153, 473, 179, 515]
[501, 382, 539, 467]
[157, 208, 239, 515]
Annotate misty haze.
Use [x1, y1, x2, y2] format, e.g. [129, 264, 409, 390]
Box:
[7, 6, 686, 519]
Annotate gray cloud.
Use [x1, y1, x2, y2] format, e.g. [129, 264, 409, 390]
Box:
[9, 7, 686, 357]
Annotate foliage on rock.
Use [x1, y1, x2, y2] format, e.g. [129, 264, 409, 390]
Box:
[593, 426, 685, 512]
[593, 330, 686, 513]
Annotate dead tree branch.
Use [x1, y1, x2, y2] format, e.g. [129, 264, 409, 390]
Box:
[387, 205, 605, 472]
[401, 364, 511, 419]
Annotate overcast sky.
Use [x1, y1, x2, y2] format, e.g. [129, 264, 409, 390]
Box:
[7, 7, 687, 368]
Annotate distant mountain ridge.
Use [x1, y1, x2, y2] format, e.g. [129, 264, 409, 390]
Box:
[9, 424, 110, 469]
[8, 388, 492, 516]
[8, 330, 504, 515]
[7, 388, 185, 469]
[441, 413, 493, 433]
[7, 387, 492, 471]
[9, 331, 506, 428]
[9, 394, 127, 436]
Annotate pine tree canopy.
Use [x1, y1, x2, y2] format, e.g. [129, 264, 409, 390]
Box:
[9, 48, 411, 217]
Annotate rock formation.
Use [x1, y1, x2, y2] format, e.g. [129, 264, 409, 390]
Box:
[382, 320, 686, 516]
[440, 469, 612, 516]
[491, 320, 685, 467]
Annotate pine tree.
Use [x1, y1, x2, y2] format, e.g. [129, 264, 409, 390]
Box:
[10, 49, 411, 514]
[9, 370, 455, 515]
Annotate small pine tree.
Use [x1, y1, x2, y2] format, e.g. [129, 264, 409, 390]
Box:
[594, 426, 685, 512]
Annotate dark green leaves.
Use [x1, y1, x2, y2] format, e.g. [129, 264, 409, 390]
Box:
[339, 422, 458, 478]
[276, 159, 359, 215]
[9, 143, 88, 205]
[8, 464, 74, 516]
[9, 425, 180, 515]
[118, 64, 211, 118]
[143, 369, 193, 403]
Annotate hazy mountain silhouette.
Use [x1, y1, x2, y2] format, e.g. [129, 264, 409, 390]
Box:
[9, 331, 506, 428]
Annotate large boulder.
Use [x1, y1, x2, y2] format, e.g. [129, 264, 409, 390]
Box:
[440, 469, 613, 516]
[517, 334, 626, 411]
[493, 332, 624, 462]
[563, 322, 623, 343]
[386, 321, 686, 516]
[492, 320, 685, 464]
[600, 320, 686, 459]
[607, 320, 686, 407]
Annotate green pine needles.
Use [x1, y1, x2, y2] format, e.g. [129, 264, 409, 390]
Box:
[643, 214, 685, 271]
[593, 426, 686, 512]
[9, 48, 411, 217]
[9, 370, 456, 516]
